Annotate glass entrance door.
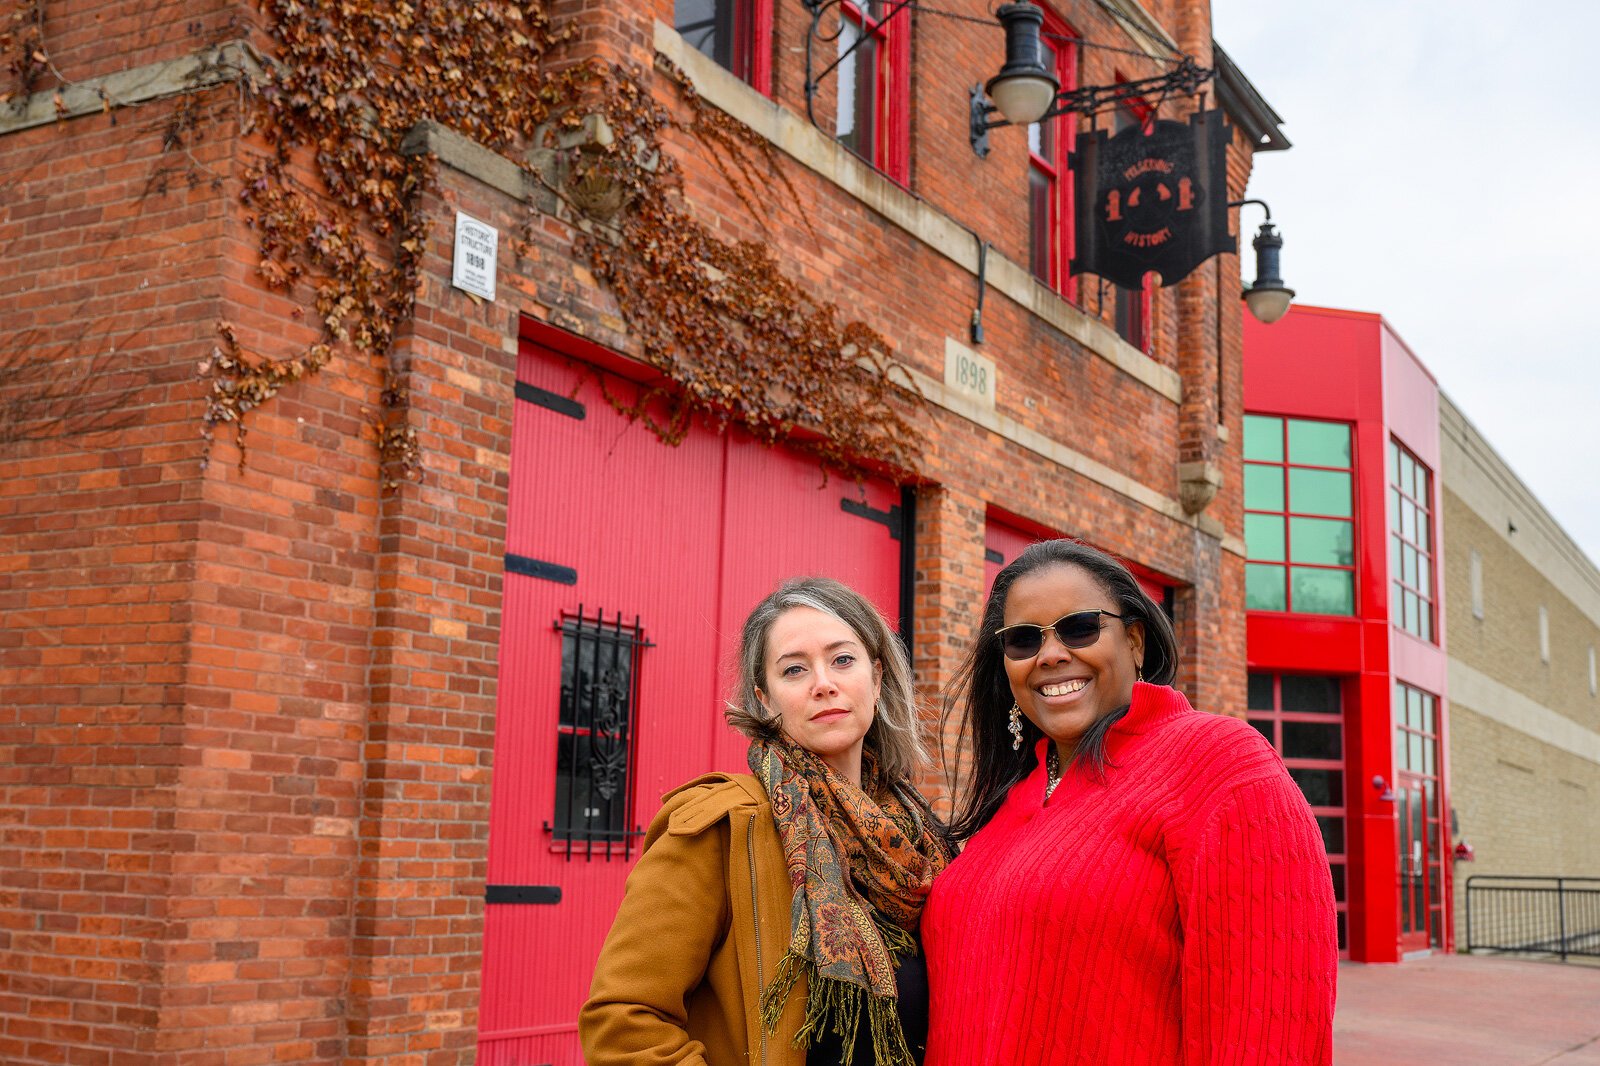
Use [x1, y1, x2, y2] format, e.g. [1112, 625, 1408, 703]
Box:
[1394, 683, 1444, 952]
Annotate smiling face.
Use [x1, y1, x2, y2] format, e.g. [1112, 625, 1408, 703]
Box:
[1002, 563, 1145, 752]
[758, 606, 882, 785]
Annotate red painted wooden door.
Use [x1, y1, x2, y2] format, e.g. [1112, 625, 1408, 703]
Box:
[984, 515, 1169, 603]
[479, 340, 904, 1066]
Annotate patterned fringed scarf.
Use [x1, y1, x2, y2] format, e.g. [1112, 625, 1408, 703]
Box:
[748, 737, 950, 1066]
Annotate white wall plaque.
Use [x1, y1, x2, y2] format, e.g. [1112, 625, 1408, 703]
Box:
[943, 337, 996, 410]
[452, 212, 498, 301]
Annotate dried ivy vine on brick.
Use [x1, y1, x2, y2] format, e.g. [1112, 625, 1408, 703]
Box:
[555, 60, 921, 477]
[200, 0, 918, 485]
[2, 0, 52, 107]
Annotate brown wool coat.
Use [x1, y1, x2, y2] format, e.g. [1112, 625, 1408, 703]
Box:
[580, 773, 808, 1066]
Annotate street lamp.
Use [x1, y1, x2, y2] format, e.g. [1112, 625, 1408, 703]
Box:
[1232, 199, 1295, 324]
[984, 3, 1057, 126]
[969, 4, 1213, 157]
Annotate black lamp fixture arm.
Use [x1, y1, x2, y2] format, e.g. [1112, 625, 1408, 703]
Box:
[1228, 197, 1296, 324]
[981, 55, 1213, 133]
[802, 0, 915, 130]
[1229, 197, 1273, 221]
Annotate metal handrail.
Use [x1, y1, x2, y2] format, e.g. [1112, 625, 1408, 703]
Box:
[1465, 875, 1600, 962]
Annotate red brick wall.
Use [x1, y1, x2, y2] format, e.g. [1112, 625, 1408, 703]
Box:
[1, 0, 1253, 1061]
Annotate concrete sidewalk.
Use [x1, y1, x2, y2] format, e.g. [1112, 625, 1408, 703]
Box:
[1336, 954, 1600, 1064]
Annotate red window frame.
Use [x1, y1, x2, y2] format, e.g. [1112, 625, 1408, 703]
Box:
[1027, 8, 1077, 297]
[675, 0, 775, 96]
[1393, 681, 1445, 951]
[1110, 91, 1154, 350]
[1248, 673, 1349, 954]
[1243, 415, 1358, 616]
[835, 0, 910, 185]
[1389, 438, 1436, 643]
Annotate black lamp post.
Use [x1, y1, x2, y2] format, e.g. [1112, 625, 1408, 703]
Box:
[1232, 199, 1295, 324]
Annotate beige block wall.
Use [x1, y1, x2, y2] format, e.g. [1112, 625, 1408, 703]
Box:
[1444, 495, 1600, 726]
[1441, 401, 1600, 944]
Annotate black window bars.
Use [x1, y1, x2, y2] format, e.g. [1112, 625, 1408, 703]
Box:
[545, 607, 654, 861]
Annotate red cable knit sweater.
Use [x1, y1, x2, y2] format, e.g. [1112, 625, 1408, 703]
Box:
[923, 682, 1337, 1065]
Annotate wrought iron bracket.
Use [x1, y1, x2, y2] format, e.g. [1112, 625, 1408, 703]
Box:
[802, 0, 915, 132]
[971, 55, 1214, 155]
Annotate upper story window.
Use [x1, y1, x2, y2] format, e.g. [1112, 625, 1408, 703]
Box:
[1388, 439, 1435, 642]
[1110, 98, 1153, 351]
[1244, 414, 1355, 615]
[1027, 12, 1077, 294]
[834, 1, 911, 183]
[675, 0, 773, 93]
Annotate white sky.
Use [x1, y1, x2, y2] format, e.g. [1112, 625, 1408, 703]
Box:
[1212, 0, 1600, 567]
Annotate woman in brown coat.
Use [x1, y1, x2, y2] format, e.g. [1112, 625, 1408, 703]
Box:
[580, 577, 949, 1066]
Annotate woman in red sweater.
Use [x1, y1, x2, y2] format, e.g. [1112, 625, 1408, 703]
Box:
[923, 540, 1337, 1065]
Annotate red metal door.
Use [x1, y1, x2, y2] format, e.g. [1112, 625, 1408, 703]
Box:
[479, 341, 906, 1065]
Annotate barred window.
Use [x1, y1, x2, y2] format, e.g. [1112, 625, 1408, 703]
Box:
[552, 609, 652, 859]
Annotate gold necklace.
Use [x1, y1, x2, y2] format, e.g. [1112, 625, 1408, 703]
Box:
[1045, 744, 1062, 799]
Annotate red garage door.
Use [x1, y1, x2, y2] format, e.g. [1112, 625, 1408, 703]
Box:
[984, 514, 1172, 607]
[478, 339, 906, 1065]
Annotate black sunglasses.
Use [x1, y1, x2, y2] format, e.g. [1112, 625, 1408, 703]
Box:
[994, 610, 1126, 660]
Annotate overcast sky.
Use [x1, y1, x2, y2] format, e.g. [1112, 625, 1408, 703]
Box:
[1212, 1, 1600, 566]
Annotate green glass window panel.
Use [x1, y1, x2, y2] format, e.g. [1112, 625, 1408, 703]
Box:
[1288, 468, 1353, 517]
[1416, 554, 1431, 596]
[1246, 514, 1286, 562]
[1245, 464, 1285, 511]
[1408, 686, 1423, 729]
[1400, 500, 1415, 541]
[1419, 606, 1432, 643]
[1244, 414, 1284, 461]
[1412, 460, 1427, 500]
[1289, 517, 1354, 566]
[1395, 726, 1406, 771]
[1403, 589, 1418, 633]
[1247, 673, 1275, 710]
[1409, 731, 1424, 772]
[1389, 489, 1402, 529]
[1291, 567, 1354, 615]
[1246, 563, 1287, 611]
[1288, 419, 1351, 467]
[1390, 533, 1402, 579]
[1388, 440, 1400, 485]
[1391, 580, 1404, 624]
[1402, 543, 1417, 587]
[1422, 695, 1435, 734]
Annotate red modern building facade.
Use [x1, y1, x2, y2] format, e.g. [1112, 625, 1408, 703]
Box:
[1243, 304, 1451, 963]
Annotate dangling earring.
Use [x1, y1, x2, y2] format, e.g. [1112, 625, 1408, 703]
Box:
[1008, 702, 1023, 751]
[1137, 664, 1145, 683]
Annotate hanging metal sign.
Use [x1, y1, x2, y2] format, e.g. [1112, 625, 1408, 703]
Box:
[1069, 108, 1234, 290]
